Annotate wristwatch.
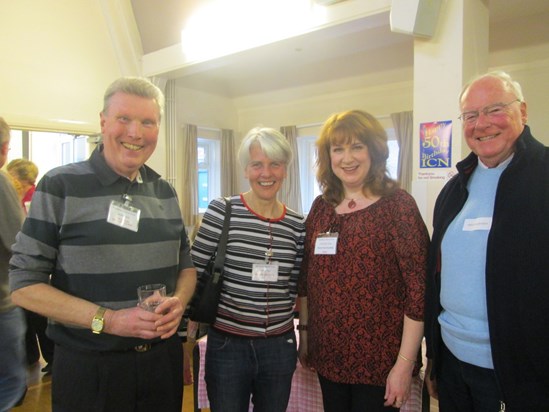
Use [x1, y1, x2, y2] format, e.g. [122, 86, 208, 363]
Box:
[91, 306, 107, 334]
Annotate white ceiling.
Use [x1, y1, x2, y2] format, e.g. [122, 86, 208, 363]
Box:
[130, 0, 549, 99]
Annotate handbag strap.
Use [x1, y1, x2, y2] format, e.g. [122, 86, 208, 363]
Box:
[212, 197, 231, 274]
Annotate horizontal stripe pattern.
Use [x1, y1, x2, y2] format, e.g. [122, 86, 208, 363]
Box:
[191, 195, 305, 337]
[9, 148, 194, 351]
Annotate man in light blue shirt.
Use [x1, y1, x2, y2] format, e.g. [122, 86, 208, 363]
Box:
[425, 71, 549, 412]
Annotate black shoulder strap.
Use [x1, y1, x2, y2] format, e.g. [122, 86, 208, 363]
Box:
[212, 196, 231, 272]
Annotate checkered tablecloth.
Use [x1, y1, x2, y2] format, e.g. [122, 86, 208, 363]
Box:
[196, 333, 424, 411]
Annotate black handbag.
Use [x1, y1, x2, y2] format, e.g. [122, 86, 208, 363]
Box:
[189, 197, 231, 324]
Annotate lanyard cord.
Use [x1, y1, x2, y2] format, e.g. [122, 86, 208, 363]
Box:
[265, 219, 274, 264]
[121, 180, 136, 206]
[264, 219, 274, 332]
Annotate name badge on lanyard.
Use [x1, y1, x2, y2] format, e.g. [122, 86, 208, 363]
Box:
[252, 263, 279, 282]
[107, 199, 141, 232]
[314, 232, 338, 255]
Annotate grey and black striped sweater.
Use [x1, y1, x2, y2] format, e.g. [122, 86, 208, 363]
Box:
[9, 146, 194, 351]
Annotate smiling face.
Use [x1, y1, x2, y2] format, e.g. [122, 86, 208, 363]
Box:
[100, 92, 160, 180]
[329, 137, 371, 192]
[244, 143, 287, 202]
[460, 76, 527, 167]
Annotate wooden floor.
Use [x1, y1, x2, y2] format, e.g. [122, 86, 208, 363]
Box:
[11, 345, 207, 412]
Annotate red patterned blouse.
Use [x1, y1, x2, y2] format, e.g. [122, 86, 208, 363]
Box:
[297, 189, 429, 386]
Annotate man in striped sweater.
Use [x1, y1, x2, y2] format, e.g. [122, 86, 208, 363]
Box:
[9, 77, 196, 412]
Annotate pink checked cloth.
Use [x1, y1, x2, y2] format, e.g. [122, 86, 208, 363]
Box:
[196, 333, 424, 411]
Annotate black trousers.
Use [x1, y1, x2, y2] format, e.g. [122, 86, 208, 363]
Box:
[51, 334, 183, 412]
[437, 343, 502, 412]
[318, 374, 397, 412]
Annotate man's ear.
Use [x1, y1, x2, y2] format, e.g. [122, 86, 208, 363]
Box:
[0, 141, 8, 156]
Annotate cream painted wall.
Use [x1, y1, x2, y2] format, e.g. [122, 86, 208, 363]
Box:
[0, 0, 137, 134]
[237, 78, 414, 134]
[174, 58, 549, 226]
[234, 77, 414, 193]
[171, 87, 239, 200]
[175, 88, 238, 129]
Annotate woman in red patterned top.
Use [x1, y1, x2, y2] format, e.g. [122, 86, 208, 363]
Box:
[297, 110, 429, 411]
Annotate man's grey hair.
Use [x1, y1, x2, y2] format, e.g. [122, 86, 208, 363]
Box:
[102, 77, 165, 121]
[460, 70, 524, 103]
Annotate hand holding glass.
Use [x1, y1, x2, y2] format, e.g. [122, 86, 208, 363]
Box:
[137, 284, 166, 312]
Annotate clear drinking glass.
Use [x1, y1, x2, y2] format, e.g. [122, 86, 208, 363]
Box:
[137, 283, 166, 312]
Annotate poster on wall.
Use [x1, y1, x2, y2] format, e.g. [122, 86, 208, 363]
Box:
[418, 120, 454, 181]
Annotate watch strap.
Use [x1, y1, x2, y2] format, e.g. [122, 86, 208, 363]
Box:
[91, 306, 107, 334]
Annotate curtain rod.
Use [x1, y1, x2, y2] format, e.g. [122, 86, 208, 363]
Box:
[197, 126, 222, 132]
[297, 114, 390, 129]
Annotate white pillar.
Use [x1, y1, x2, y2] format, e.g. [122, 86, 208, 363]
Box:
[411, 0, 489, 231]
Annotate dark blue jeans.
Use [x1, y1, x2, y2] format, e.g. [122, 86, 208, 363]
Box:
[205, 328, 297, 412]
[0, 307, 27, 411]
[437, 342, 504, 412]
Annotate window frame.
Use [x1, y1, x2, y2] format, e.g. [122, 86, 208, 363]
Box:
[9, 129, 92, 182]
[197, 128, 221, 214]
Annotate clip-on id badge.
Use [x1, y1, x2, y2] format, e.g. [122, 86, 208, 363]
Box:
[252, 263, 279, 282]
[107, 200, 141, 232]
[314, 232, 338, 255]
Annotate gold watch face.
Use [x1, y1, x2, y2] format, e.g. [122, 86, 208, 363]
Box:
[91, 317, 104, 333]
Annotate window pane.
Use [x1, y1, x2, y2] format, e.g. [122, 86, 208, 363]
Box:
[198, 170, 209, 210]
[9, 130, 90, 183]
[297, 135, 319, 214]
[387, 139, 399, 180]
[8, 130, 24, 160]
[74, 136, 88, 162]
[197, 134, 221, 213]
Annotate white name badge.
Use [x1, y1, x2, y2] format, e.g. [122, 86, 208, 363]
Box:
[314, 233, 338, 255]
[252, 263, 279, 282]
[463, 217, 492, 231]
[107, 200, 141, 232]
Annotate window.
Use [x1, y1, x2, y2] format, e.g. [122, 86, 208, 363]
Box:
[297, 135, 321, 214]
[8, 130, 90, 182]
[297, 126, 399, 215]
[386, 128, 399, 180]
[197, 128, 221, 213]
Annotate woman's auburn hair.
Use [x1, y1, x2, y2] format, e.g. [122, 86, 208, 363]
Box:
[315, 109, 398, 206]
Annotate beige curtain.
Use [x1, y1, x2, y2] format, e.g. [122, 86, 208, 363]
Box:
[390, 111, 413, 193]
[181, 124, 198, 227]
[220, 128, 238, 196]
[279, 126, 302, 214]
[164, 80, 177, 188]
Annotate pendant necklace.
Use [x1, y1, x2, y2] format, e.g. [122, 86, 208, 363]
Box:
[344, 198, 357, 209]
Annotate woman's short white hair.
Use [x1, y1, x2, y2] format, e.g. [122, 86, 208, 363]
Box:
[238, 127, 293, 169]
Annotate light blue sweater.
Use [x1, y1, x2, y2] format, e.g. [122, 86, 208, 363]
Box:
[438, 156, 511, 368]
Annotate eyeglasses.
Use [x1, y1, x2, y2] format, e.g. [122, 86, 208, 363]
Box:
[458, 99, 521, 124]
